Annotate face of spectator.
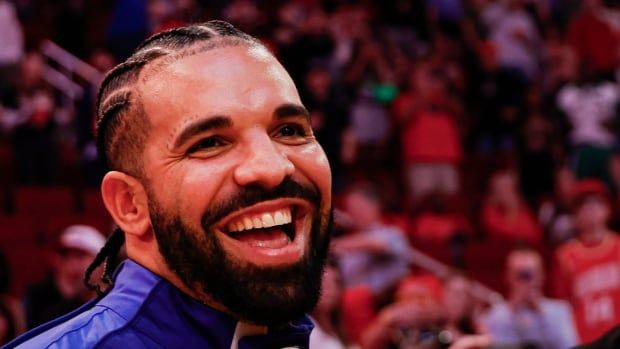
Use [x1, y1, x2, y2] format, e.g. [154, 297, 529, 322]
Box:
[52, 248, 95, 299]
[136, 44, 332, 325]
[575, 196, 610, 239]
[490, 172, 520, 207]
[442, 275, 472, 323]
[20, 53, 44, 88]
[506, 250, 544, 300]
[306, 67, 331, 100]
[343, 191, 381, 229]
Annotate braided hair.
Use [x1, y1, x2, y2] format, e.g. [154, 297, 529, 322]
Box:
[84, 20, 262, 294]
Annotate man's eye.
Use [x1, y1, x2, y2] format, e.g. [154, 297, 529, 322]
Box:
[277, 124, 307, 138]
[187, 137, 225, 153]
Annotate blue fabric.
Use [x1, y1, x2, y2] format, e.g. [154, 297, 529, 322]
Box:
[3, 260, 314, 349]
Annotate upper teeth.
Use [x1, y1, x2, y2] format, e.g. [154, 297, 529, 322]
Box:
[227, 208, 292, 233]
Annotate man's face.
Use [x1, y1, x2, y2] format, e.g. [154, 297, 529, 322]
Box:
[137, 44, 332, 325]
[507, 251, 543, 298]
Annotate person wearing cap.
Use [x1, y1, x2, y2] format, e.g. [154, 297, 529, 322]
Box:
[22, 225, 105, 329]
[551, 178, 620, 344]
[4, 20, 333, 349]
[481, 248, 578, 349]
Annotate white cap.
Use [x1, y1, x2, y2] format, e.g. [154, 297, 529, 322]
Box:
[59, 225, 106, 255]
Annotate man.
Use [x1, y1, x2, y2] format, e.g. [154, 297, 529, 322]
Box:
[5, 20, 332, 348]
[482, 248, 578, 349]
[551, 179, 620, 344]
[23, 225, 105, 329]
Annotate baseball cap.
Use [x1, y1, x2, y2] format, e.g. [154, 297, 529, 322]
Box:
[58, 225, 106, 255]
[572, 178, 611, 210]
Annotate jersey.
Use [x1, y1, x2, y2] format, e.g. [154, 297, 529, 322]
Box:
[552, 235, 620, 343]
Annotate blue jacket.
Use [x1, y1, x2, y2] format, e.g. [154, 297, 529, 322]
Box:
[3, 260, 314, 348]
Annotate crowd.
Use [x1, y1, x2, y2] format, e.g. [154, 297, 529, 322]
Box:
[1, 0, 620, 348]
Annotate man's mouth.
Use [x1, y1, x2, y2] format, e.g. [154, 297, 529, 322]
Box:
[214, 199, 311, 265]
[225, 207, 295, 248]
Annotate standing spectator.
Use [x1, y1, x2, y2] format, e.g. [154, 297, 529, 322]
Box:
[551, 179, 620, 343]
[393, 59, 463, 203]
[332, 183, 411, 298]
[482, 0, 541, 80]
[24, 225, 105, 329]
[482, 248, 578, 349]
[481, 169, 543, 245]
[556, 62, 618, 187]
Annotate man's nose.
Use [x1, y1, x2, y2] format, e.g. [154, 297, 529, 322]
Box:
[233, 134, 295, 188]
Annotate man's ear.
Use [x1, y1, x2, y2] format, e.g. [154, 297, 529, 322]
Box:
[101, 171, 150, 238]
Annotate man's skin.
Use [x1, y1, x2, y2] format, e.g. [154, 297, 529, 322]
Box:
[99, 44, 332, 317]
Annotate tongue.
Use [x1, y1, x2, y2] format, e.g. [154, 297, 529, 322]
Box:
[231, 227, 290, 249]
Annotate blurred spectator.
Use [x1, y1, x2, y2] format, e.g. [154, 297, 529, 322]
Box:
[482, 0, 541, 80]
[24, 225, 105, 329]
[408, 193, 473, 244]
[332, 183, 411, 298]
[105, 0, 149, 60]
[551, 179, 620, 343]
[0, 0, 23, 97]
[481, 248, 578, 348]
[310, 259, 347, 349]
[393, 59, 463, 203]
[361, 273, 482, 349]
[538, 167, 578, 245]
[481, 169, 543, 244]
[556, 58, 618, 187]
[567, 0, 620, 80]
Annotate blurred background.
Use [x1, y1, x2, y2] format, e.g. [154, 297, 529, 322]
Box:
[1, 0, 620, 348]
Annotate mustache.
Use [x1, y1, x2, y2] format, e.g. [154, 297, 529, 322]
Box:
[201, 177, 322, 230]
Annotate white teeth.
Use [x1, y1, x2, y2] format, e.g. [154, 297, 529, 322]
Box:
[225, 207, 293, 233]
[243, 217, 253, 230]
[274, 211, 285, 225]
[261, 213, 275, 227]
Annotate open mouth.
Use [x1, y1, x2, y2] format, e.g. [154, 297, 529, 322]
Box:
[224, 206, 296, 249]
[214, 199, 311, 264]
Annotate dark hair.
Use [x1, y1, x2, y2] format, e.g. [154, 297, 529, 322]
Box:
[85, 20, 261, 294]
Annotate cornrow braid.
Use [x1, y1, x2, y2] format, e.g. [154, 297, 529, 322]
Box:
[84, 228, 125, 295]
[86, 20, 262, 293]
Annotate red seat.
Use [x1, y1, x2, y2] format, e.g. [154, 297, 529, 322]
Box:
[0, 216, 40, 247]
[14, 186, 77, 216]
[4, 245, 50, 296]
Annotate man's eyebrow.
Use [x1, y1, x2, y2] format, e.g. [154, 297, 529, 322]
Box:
[173, 115, 232, 149]
[273, 103, 310, 122]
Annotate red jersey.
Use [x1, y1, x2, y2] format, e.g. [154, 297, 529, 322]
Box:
[552, 235, 620, 343]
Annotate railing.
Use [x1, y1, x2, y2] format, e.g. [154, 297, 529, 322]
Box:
[39, 40, 103, 100]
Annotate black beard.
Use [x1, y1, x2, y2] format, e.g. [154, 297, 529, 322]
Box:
[147, 178, 331, 326]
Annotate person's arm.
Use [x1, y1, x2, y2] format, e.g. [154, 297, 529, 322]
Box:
[331, 234, 390, 255]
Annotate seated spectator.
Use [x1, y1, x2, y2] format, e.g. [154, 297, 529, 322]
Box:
[23, 225, 105, 329]
[481, 248, 578, 348]
[310, 259, 347, 349]
[361, 273, 485, 349]
[332, 183, 411, 298]
[481, 169, 543, 245]
[538, 166, 577, 245]
[551, 179, 620, 343]
[409, 193, 473, 243]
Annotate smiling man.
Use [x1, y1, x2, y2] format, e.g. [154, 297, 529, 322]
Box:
[5, 21, 332, 349]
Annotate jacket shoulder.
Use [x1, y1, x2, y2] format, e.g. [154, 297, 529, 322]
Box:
[14, 306, 127, 349]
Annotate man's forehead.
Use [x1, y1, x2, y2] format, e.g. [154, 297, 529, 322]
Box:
[138, 42, 279, 88]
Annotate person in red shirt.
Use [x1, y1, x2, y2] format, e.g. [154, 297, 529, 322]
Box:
[480, 169, 542, 245]
[552, 179, 620, 343]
